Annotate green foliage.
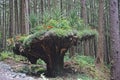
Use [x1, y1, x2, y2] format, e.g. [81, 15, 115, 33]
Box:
[64, 55, 110, 80]
[23, 30, 47, 47]
[0, 51, 26, 61]
[42, 10, 51, 24]
[77, 74, 96, 80]
[46, 19, 71, 29]
[37, 59, 45, 65]
[29, 12, 39, 28]
[18, 65, 45, 76]
[49, 28, 73, 37]
[15, 12, 98, 48]
[73, 55, 95, 67]
[23, 28, 98, 47]
[67, 10, 86, 30]
[16, 36, 27, 43]
[77, 29, 98, 39]
[30, 25, 45, 34]
[50, 9, 63, 20]
[0, 51, 12, 60]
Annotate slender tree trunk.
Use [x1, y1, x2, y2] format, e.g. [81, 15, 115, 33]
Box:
[9, 0, 14, 38]
[25, 0, 29, 34]
[41, 0, 44, 23]
[60, 0, 62, 15]
[2, 0, 6, 50]
[81, 0, 87, 24]
[110, 0, 120, 80]
[95, 0, 104, 67]
[14, 0, 18, 35]
[20, 0, 29, 35]
[34, 0, 37, 15]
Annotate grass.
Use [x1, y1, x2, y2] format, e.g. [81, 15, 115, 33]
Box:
[64, 54, 110, 80]
[0, 51, 12, 60]
[77, 74, 96, 80]
[0, 51, 26, 62]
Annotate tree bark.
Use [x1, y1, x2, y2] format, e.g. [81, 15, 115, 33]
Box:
[9, 0, 15, 38]
[20, 0, 29, 35]
[81, 0, 87, 24]
[110, 0, 120, 80]
[13, 33, 78, 77]
[95, 0, 104, 67]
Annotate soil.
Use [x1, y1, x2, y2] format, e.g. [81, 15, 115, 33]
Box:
[0, 58, 85, 80]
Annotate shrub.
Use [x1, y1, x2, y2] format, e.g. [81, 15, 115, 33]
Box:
[29, 12, 39, 28]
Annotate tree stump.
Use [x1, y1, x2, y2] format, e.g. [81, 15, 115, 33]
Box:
[13, 31, 78, 77]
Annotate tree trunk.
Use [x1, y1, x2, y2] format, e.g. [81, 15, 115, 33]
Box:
[34, 0, 37, 15]
[25, 0, 29, 34]
[14, 0, 19, 35]
[81, 0, 87, 24]
[9, 0, 14, 38]
[46, 53, 64, 77]
[20, 0, 29, 35]
[110, 0, 120, 80]
[95, 0, 104, 67]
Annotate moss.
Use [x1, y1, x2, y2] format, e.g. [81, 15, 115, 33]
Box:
[23, 30, 47, 47]
[46, 19, 71, 29]
[77, 29, 98, 39]
[22, 28, 98, 48]
[17, 36, 27, 42]
[49, 28, 74, 37]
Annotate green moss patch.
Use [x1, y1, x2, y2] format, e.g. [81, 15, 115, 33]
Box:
[22, 28, 98, 47]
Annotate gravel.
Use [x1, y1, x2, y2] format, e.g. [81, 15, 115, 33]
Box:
[0, 62, 45, 80]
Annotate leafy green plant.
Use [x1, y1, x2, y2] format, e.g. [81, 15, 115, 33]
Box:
[46, 19, 71, 29]
[0, 51, 26, 61]
[0, 51, 13, 60]
[30, 25, 45, 34]
[42, 10, 51, 24]
[67, 9, 87, 30]
[77, 29, 98, 39]
[50, 9, 63, 20]
[29, 12, 39, 28]
[73, 55, 95, 68]
[37, 59, 45, 65]
[77, 74, 96, 80]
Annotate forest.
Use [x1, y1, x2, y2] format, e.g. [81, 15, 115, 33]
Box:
[0, 0, 119, 80]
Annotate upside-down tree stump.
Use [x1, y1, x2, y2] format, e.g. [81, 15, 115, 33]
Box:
[13, 30, 78, 77]
[13, 29, 97, 77]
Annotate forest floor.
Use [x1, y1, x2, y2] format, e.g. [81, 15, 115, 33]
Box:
[0, 58, 89, 80]
[0, 52, 110, 80]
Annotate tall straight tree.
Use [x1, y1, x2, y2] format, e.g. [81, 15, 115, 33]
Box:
[9, 0, 14, 37]
[81, 0, 87, 24]
[95, 0, 104, 67]
[2, 0, 7, 49]
[110, 0, 120, 80]
[14, 0, 19, 34]
[20, 0, 29, 35]
[25, 0, 29, 34]
[34, 0, 37, 14]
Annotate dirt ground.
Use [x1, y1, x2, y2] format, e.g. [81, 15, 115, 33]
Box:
[3, 58, 87, 80]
